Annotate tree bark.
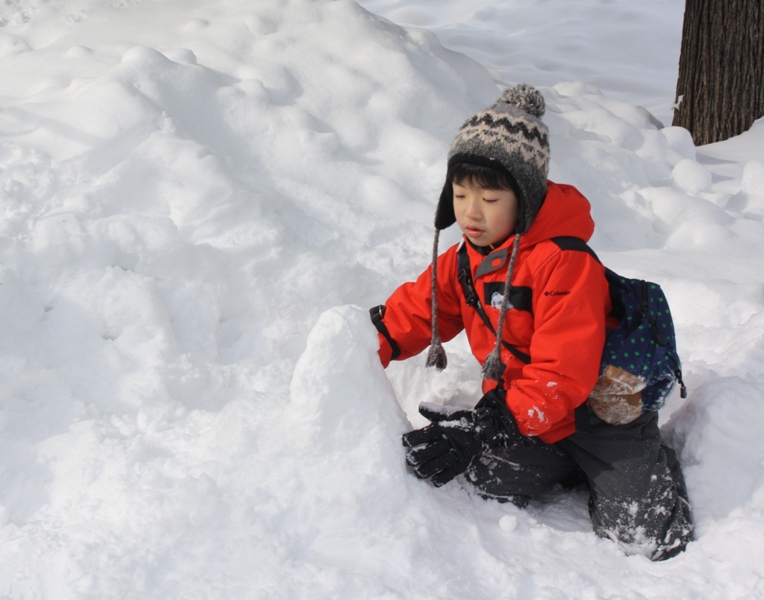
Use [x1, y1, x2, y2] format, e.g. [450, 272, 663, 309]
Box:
[673, 0, 764, 145]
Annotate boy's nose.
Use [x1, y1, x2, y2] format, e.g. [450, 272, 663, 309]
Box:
[464, 196, 482, 219]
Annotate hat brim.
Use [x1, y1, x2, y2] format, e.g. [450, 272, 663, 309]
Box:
[434, 179, 456, 230]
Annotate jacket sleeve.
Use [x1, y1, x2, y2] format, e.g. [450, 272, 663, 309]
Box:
[504, 247, 608, 437]
[373, 247, 465, 367]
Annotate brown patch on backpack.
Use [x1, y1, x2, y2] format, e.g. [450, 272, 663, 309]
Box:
[588, 365, 645, 425]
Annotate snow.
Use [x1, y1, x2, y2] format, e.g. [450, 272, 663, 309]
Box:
[0, 0, 763, 597]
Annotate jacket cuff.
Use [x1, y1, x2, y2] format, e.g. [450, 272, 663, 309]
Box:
[369, 305, 399, 368]
[377, 333, 393, 368]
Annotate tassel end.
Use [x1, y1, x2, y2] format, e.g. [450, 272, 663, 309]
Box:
[426, 343, 448, 371]
[481, 349, 506, 382]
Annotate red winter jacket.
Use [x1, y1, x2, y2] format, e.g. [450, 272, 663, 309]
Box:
[376, 181, 612, 443]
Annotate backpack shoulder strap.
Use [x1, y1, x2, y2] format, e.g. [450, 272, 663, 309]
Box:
[456, 243, 531, 365]
[550, 236, 601, 263]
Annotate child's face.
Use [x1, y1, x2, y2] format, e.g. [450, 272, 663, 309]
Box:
[452, 180, 518, 247]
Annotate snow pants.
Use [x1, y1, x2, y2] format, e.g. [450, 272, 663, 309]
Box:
[464, 403, 693, 561]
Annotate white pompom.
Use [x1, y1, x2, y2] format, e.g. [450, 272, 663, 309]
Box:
[498, 84, 545, 119]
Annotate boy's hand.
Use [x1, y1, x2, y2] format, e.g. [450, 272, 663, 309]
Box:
[401, 389, 524, 487]
[402, 405, 483, 487]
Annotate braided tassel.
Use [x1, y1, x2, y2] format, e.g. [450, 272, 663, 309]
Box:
[482, 234, 522, 381]
[426, 228, 447, 371]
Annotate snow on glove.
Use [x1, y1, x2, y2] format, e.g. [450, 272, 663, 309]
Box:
[472, 386, 524, 445]
[401, 387, 523, 487]
[402, 404, 482, 487]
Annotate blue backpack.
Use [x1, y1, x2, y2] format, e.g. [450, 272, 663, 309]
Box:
[456, 237, 687, 412]
[601, 269, 686, 410]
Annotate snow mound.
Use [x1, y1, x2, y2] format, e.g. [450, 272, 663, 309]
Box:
[287, 305, 407, 455]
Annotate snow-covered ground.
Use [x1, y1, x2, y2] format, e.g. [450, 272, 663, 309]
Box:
[1, 0, 763, 597]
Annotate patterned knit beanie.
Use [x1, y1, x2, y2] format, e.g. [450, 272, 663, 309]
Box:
[434, 84, 550, 234]
[426, 84, 550, 379]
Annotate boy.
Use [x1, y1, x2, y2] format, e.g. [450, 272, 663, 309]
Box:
[370, 85, 693, 560]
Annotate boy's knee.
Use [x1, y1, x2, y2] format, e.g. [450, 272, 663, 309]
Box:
[588, 452, 693, 561]
[592, 503, 693, 560]
[463, 443, 578, 503]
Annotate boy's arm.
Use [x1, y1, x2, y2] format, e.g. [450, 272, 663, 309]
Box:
[372, 248, 464, 368]
[504, 247, 609, 438]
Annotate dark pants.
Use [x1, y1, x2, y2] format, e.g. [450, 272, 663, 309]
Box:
[464, 405, 693, 561]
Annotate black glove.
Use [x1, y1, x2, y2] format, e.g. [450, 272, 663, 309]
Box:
[401, 387, 522, 487]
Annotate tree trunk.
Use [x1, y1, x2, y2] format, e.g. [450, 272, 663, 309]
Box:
[673, 0, 764, 145]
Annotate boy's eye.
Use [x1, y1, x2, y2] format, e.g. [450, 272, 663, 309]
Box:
[484, 198, 498, 203]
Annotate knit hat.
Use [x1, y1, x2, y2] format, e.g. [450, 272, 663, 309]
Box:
[434, 84, 550, 234]
[426, 84, 550, 381]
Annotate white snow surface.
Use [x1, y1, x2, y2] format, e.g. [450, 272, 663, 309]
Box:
[0, 0, 763, 597]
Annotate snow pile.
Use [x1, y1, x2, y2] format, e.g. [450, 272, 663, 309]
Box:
[0, 0, 763, 597]
[357, 0, 685, 124]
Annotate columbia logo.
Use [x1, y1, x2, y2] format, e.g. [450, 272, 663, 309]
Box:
[545, 290, 570, 296]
